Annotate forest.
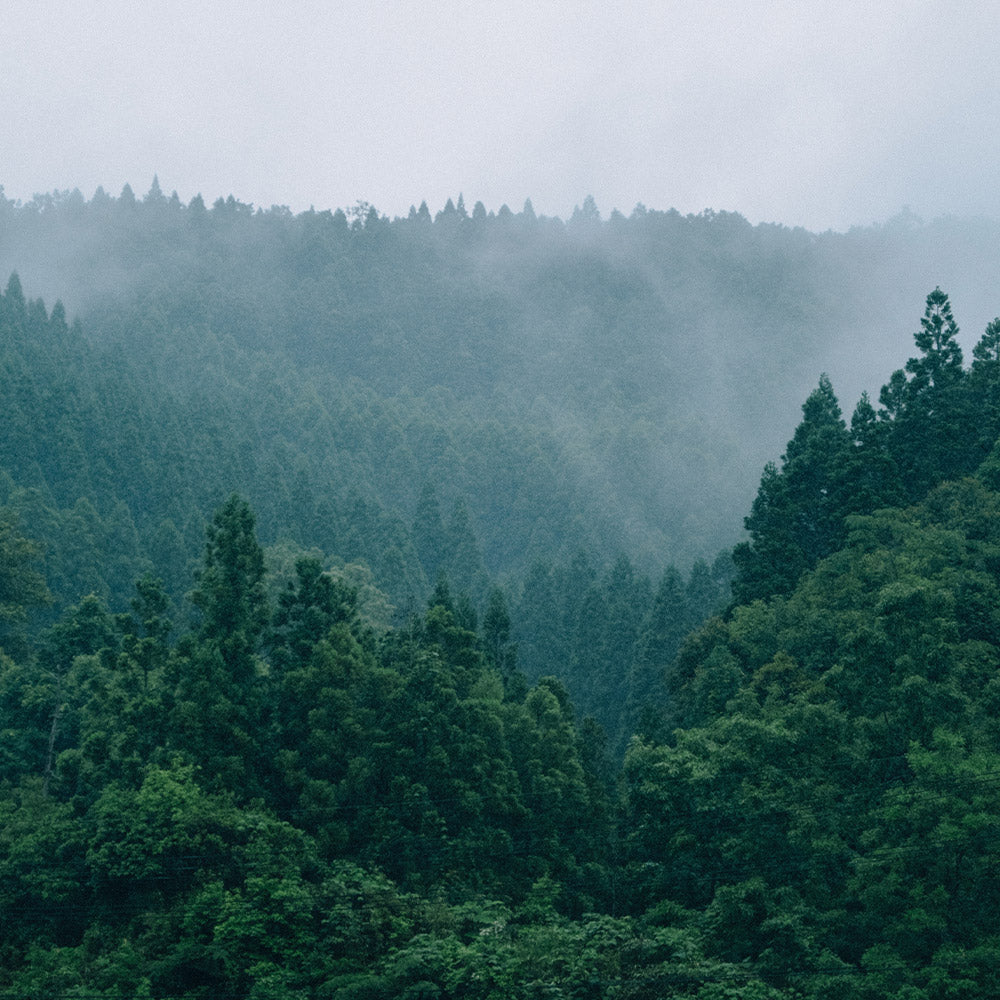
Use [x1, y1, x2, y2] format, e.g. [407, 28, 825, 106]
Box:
[3, 184, 1000, 997]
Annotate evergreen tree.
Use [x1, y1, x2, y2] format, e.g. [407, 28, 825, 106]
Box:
[189, 494, 268, 675]
[967, 316, 1000, 461]
[411, 481, 447, 586]
[627, 565, 692, 741]
[880, 287, 972, 497]
[168, 495, 269, 797]
[843, 391, 905, 513]
[732, 374, 852, 603]
[0, 510, 50, 658]
[443, 498, 488, 603]
[482, 586, 525, 698]
[267, 555, 358, 675]
[908, 285, 964, 390]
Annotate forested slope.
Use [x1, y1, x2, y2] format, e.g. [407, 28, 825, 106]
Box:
[0, 270, 732, 749]
[4, 277, 1000, 996]
[4, 185, 1000, 594]
[5, 185, 1000, 738]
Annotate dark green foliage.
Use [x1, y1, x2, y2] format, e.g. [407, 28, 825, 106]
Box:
[878, 288, 974, 499]
[189, 494, 268, 668]
[629, 476, 1000, 995]
[627, 565, 695, 741]
[0, 510, 50, 658]
[481, 586, 525, 698]
[514, 553, 730, 755]
[734, 290, 1000, 607]
[732, 375, 853, 603]
[166, 496, 270, 798]
[8, 191, 1000, 996]
[0, 488, 641, 995]
[268, 554, 359, 672]
[966, 316, 1000, 464]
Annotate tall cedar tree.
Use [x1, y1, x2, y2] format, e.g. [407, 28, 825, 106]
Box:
[880, 287, 972, 497]
[167, 495, 269, 797]
[732, 374, 851, 603]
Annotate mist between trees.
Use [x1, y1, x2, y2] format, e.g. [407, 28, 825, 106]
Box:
[4, 184, 1000, 996]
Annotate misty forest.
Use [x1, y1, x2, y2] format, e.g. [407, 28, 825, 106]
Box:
[5, 183, 1000, 999]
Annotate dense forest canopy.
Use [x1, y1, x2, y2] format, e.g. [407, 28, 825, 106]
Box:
[4, 181, 1000, 996]
[4, 184, 1000, 583]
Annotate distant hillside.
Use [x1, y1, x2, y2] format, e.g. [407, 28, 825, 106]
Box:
[5, 187, 1000, 582]
[3, 184, 1000, 740]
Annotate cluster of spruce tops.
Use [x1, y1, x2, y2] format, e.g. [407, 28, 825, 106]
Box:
[733, 288, 1000, 603]
[624, 290, 1000, 999]
[5, 288, 1000, 997]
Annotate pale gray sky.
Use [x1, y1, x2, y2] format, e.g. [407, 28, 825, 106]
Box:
[4, 0, 999, 230]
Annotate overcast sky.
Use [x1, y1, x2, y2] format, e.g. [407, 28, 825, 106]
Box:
[4, 0, 999, 231]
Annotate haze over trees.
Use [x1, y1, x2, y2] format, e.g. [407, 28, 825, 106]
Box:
[3, 182, 1000, 996]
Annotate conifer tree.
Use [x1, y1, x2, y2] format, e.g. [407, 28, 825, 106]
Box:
[880, 288, 972, 497]
[968, 316, 1000, 460]
[0, 510, 50, 658]
[482, 586, 525, 697]
[732, 374, 852, 603]
[841, 391, 906, 515]
[444, 498, 488, 602]
[168, 495, 269, 797]
[189, 494, 268, 676]
[908, 285, 963, 391]
[411, 481, 447, 586]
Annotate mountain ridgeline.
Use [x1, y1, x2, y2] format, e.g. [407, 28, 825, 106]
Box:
[4, 183, 1000, 995]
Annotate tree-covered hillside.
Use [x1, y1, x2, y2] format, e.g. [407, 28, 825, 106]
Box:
[5, 185, 1000, 736]
[5, 282, 1000, 997]
[0, 269, 731, 748]
[5, 185, 1000, 594]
